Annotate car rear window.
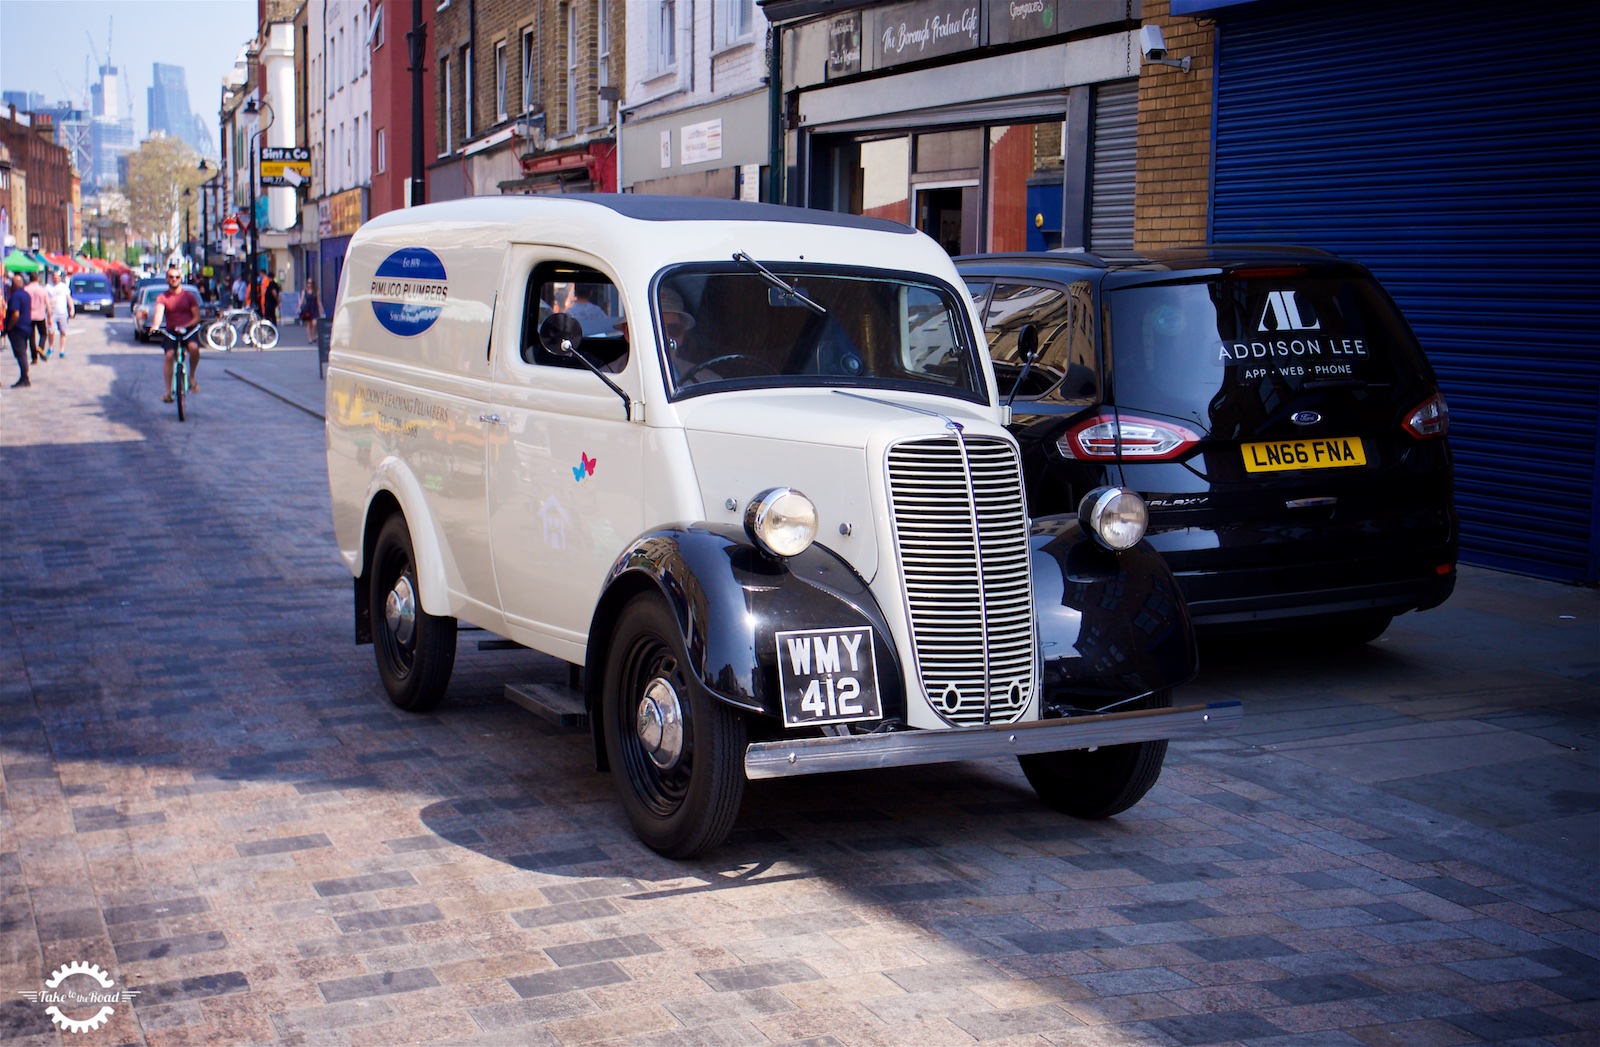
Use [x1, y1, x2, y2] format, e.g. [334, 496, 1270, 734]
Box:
[1105, 272, 1432, 428]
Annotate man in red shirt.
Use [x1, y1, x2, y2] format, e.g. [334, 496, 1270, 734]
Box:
[151, 267, 203, 403]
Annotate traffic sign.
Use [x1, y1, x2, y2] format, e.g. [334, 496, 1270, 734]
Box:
[221, 215, 240, 236]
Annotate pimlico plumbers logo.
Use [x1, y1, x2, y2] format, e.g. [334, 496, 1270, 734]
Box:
[371, 246, 449, 337]
[17, 961, 139, 1033]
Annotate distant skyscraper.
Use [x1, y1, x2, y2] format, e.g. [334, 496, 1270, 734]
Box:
[2, 90, 45, 113]
[91, 65, 122, 119]
[149, 64, 193, 142]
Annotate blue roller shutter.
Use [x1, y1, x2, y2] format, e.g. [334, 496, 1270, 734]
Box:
[1210, 0, 1600, 583]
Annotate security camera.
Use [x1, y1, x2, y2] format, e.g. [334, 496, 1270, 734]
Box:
[1139, 24, 1190, 71]
[1140, 24, 1168, 61]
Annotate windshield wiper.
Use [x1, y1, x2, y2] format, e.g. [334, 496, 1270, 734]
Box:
[733, 251, 826, 315]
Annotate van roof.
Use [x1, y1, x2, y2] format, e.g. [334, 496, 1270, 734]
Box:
[367, 193, 917, 236]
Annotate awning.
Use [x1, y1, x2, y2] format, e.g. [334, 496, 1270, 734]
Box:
[3, 249, 43, 272]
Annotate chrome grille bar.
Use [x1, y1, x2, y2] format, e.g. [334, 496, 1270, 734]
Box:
[887, 434, 1035, 728]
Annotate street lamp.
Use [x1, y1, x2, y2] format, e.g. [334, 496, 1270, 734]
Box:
[243, 96, 275, 285]
[182, 188, 193, 270]
[197, 158, 220, 273]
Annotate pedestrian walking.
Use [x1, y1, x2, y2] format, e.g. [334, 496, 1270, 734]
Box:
[299, 278, 320, 343]
[260, 270, 281, 326]
[231, 274, 247, 308]
[25, 273, 50, 363]
[5, 271, 33, 387]
[44, 270, 73, 359]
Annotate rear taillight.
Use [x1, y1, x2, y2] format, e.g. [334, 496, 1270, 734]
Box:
[1058, 412, 1202, 461]
[1403, 392, 1450, 439]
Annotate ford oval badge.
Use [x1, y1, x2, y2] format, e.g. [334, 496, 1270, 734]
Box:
[1291, 410, 1322, 427]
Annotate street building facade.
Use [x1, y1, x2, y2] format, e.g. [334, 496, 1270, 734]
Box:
[368, 0, 438, 218]
[0, 107, 74, 252]
[764, 0, 1142, 255]
[429, 0, 623, 200]
[618, 0, 770, 200]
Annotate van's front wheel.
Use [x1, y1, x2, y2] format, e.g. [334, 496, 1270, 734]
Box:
[1019, 690, 1171, 818]
[370, 515, 457, 711]
[604, 594, 745, 858]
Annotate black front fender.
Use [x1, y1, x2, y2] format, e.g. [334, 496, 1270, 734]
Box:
[587, 525, 906, 726]
[1029, 515, 1199, 714]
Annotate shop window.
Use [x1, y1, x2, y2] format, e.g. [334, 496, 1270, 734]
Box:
[982, 123, 1066, 252]
[855, 138, 909, 224]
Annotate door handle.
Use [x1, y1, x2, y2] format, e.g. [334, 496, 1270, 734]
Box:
[479, 413, 505, 425]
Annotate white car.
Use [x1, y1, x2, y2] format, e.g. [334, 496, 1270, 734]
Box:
[325, 195, 1238, 857]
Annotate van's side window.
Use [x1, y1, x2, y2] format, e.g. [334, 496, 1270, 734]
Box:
[522, 262, 628, 371]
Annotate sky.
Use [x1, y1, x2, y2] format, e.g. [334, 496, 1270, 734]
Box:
[0, 0, 257, 141]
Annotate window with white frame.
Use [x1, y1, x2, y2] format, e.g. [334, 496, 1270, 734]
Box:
[565, 4, 578, 133]
[495, 42, 507, 122]
[439, 53, 452, 155]
[647, 0, 677, 78]
[715, 0, 754, 49]
[376, 127, 386, 174]
[597, 0, 611, 124]
[371, 4, 384, 49]
[464, 45, 474, 138]
[338, 28, 346, 90]
[521, 26, 535, 113]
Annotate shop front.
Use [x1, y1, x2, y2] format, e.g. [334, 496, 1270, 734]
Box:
[317, 187, 367, 313]
[770, 0, 1140, 254]
[619, 91, 769, 201]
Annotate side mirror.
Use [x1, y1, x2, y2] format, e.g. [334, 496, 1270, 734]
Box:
[1016, 323, 1039, 363]
[1005, 323, 1041, 410]
[539, 312, 584, 356]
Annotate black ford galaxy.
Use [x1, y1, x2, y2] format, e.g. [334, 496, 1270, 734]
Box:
[956, 247, 1456, 644]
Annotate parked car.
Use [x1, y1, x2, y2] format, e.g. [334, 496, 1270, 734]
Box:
[132, 283, 202, 342]
[69, 273, 115, 316]
[325, 195, 1242, 858]
[955, 247, 1456, 645]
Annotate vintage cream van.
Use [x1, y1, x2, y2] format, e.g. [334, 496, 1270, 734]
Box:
[326, 195, 1240, 857]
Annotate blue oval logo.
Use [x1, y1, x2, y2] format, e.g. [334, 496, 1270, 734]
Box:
[1291, 410, 1322, 426]
[370, 247, 448, 337]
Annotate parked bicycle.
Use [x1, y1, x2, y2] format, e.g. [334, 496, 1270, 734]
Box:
[157, 324, 201, 421]
[205, 307, 279, 352]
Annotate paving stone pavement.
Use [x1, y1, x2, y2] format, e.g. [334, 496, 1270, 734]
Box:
[1, 319, 1597, 1046]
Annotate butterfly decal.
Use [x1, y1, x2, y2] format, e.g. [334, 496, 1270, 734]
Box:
[572, 452, 598, 482]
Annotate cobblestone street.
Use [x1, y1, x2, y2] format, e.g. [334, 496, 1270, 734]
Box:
[1, 319, 1597, 1045]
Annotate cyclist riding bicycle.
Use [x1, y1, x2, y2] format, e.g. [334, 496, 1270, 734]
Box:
[151, 267, 202, 403]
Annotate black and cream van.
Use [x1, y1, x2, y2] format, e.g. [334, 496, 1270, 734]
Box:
[325, 195, 1240, 857]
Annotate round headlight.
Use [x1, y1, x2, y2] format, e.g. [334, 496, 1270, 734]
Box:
[1078, 486, 1148, 551]
[744, 488, 819, 558]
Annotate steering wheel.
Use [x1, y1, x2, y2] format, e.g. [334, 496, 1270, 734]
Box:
[679, 354, 779, 382]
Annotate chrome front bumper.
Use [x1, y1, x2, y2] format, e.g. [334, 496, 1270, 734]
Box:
[744, 700, 1242, 780]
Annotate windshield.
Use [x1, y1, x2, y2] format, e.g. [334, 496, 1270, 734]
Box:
[71, 276, 108, 292]
[655, 264, 986, 402]
[1106, 272, 1433, 430]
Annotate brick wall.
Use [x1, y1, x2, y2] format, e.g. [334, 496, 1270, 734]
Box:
[436, 0, 624, 157]
[1135, 0, 1214, 249]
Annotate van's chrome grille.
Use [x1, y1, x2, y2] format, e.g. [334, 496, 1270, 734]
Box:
[887, 435, 1035, 727]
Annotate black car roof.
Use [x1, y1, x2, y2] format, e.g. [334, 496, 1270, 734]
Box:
[954, 244, 1356, 276]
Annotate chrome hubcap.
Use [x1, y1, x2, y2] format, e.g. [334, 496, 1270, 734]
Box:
[384, 575, 417, 646]
[635, 677, 684, 770]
